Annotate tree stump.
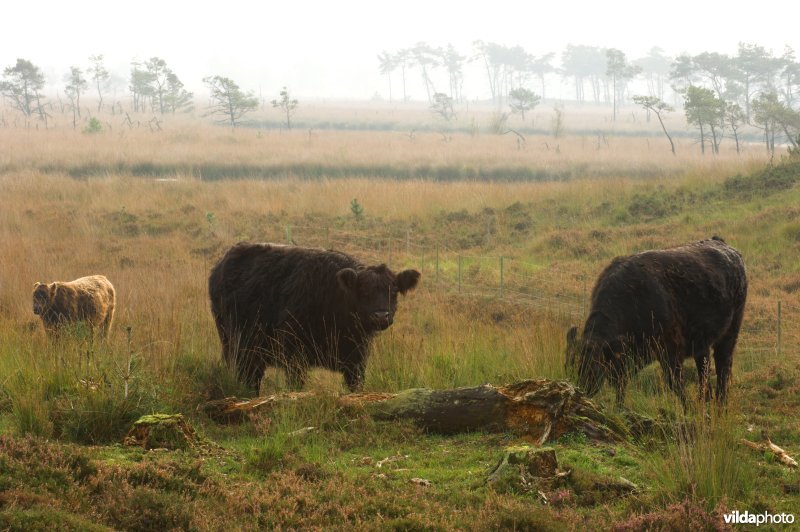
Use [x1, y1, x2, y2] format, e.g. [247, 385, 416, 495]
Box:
[486, 445, 562, 492]
[123, 413, 198, 450]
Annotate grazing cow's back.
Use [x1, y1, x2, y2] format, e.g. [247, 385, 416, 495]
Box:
[32, 275, 116, 338]
[566, 237, 747, 405]
[208, 243, 420, 394]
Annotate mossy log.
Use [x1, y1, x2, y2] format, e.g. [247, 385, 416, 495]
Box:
[201, 379, 629, 444]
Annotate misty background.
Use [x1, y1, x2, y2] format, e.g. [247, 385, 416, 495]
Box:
[2, 0, 798, 101]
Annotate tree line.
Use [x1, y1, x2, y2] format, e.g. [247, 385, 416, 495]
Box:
[2, 42, 799, 154]
[0, 56, 295, 130]
[377, 41, 800, 154]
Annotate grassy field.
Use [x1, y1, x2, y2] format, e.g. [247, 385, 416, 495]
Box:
[1, 108, 800, 530]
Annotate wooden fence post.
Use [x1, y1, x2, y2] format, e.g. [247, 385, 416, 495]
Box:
[777, 300, 782, 356]
[499, 256, 504, 297]
[458, 256, 462, 293]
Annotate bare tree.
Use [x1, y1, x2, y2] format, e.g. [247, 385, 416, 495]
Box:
[396, 49, 412, 103]
[752, 92, 800, 156]
[271, 86, 299, 129]
[203, 75, 258, 127]
[528, 53, 555, 100]
[164, 72, 193, 113]
[725, 101, 745, 155]
[430, 92, 456, 123]
[377, 51, 397, 102]
[64, 66, 88, 129]
[88, 54, 110, 112]
[440, 44, 465, 102]
[508, 87, 540, 121]
[0, 58, 48, 124]
[606, 49, 641, 122]
[684, 86, 724, 154]
[634, 47, 672, 100]
[411, 42, 439, 104]
[633, 95, 675, 155]
[129, 61, 154, 113]
[145, 57, 170, 114]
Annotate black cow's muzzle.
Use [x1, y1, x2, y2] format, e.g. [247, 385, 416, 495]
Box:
[371, 311, 392, 330]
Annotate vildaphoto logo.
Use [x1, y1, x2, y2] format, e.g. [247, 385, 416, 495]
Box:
[723, 510, 795, 526]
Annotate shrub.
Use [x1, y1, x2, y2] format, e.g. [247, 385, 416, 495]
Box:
[82, 117, 103, 135]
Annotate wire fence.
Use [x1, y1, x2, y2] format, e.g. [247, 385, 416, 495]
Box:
[259, 222, 799, 356]
[284, 223, 589, 320]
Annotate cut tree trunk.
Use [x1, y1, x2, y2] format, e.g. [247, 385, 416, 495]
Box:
[201, 379, 629, 444]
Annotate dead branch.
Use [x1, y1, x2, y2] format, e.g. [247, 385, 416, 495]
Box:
[741, 438, 798, 468]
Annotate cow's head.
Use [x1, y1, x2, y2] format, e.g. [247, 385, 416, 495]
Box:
[337, 264, 420, 331]
[32, 282, 55, 315]
[566, 325, 626, 397]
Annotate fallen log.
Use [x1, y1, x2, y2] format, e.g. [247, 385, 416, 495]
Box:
[741, 437, 798, 468]
[200, 379, 629, 444]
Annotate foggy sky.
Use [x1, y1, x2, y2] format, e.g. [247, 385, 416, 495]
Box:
[2, 0, 798, 100]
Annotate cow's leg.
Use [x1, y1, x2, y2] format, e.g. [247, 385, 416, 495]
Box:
[243, 357, 268, 395]
[712, 303, 745, 404]
[100, 299, 115, 339]
[713, 333, 738, 404]
[613, 377, 627, 408]
[694, 349, 713, 403]
[342, 359, 366, 392]
[232, 346, 267, 395]
[606, 362, 628, 408]
[338, 341, 368, 392]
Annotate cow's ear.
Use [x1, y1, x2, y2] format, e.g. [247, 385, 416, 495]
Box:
[396, 269, 420, 294]
[337, 268, 359, 294]
[566, 326, 578, 347]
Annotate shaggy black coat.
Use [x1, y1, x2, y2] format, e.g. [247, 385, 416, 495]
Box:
[209, 243, 420, 394]
[566, 237, 747, 405]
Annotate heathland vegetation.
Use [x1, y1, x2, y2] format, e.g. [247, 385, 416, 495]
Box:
[1, 101, 800, 529]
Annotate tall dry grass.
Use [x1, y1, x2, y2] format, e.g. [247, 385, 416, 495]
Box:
[0, 113, 768, 182]
[0, 115, 794, 409]
[0, 172, 584, 390]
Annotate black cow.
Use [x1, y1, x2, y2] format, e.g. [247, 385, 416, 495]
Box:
[566, 237, 747, 406]
[208, 243, 420, 394]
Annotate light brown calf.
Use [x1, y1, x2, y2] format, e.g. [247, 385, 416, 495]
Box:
[32, 275, 116, 338]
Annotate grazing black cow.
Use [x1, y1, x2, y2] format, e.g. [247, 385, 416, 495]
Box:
[208, 243, 420, 394]
[566, 237, 747, 406]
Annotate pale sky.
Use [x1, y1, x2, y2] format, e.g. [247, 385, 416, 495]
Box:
[1, 0, 798, 100]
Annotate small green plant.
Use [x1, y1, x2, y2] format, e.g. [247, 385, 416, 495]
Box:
[350, 198, 364, 221]
[82, 117, 103, 134]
